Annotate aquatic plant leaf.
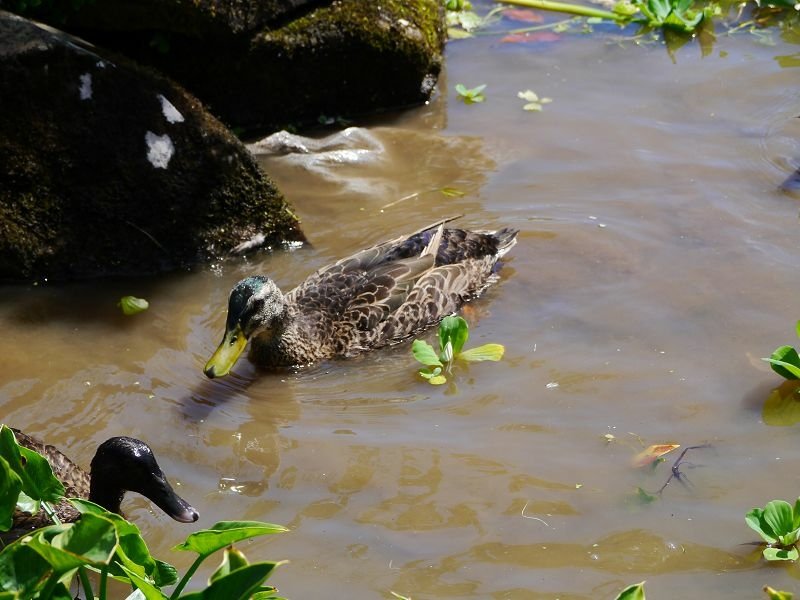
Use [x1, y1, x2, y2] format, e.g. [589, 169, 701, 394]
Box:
[458, 344, 505, 362]
[761, 381, 800, 426]
[419, 367, 447, 385]
[764, 500, 795, 539]
[15, 490, 39, 516]
[439, 315, 469, 357]
[763, 546, 799, 561]
[447, 27, 474, 39]
[72, 498, 175, 586]
[764, 586, 794, 600]
[630, 444, 680, 468]
[390, 593, 413, 600]
[614, 581, 646, 600]
[796, 320, 800, 340]
[634, 487, 658, 505]
[210, 546, 250, 584]
[0, 457, 22, 532]
[746, 507, 778, 544]
[0, 542, 54, 596]
[119, 296, 149, 316]
[765, 345, 800, 380]
[51, 512, 119, 566]
[174, 521, 287, 557]
[178, 562, 284, 600]
[0, 425, 65, 504]
[412, 340, 443, 367]
[118, 563, 167, 600]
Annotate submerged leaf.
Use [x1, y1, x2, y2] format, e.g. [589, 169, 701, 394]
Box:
[630, 444, 680, 468]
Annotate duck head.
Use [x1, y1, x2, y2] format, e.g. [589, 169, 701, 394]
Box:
[204, 276, 287, 379]
[89, 437, 199, 523]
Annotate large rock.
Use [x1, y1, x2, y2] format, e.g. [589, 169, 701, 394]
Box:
[0, 11, 304, 281]
[11, 0, 445, 131]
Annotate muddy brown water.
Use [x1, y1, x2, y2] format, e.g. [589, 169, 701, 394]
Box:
[2, 9, 800, 599]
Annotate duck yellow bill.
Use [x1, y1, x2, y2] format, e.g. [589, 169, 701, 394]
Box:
[204, 323, 247, 379]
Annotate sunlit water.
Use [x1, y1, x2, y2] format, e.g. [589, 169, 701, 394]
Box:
[2, 5, 800, 598]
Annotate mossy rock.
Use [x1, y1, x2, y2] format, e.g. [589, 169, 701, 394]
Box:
[0, 11, 304, 281]
[8, 0, 445, 131]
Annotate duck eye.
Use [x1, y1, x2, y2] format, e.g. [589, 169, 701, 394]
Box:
[229, 336, 238, 345]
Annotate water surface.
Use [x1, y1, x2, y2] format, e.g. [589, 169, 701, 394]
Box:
[2, 6, 800, 598]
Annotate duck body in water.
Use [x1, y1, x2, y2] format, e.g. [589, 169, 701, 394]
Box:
[205, 219, 518, 377]
[7, 430, 198, 540]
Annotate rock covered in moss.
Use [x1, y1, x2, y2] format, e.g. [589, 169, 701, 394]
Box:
[0, 11, 304, 281]
[11, 0, 445, 131]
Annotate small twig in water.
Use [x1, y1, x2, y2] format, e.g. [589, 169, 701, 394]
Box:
[123, 220, 168, 253]
[521, 501, 551, 527]
[656, 444, 712, 495]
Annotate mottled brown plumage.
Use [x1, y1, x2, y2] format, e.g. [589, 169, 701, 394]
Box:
[204, 219, 518, 376]
[5, 430, 198, 541]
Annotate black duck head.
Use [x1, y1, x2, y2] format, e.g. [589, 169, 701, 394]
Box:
[89, 437, 199, 523]
[204, 276, 287, 379]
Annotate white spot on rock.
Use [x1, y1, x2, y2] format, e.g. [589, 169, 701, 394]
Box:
[158, 94, 185, 124]
[79, 73, 92, 100]
[145, 131, 175, 169]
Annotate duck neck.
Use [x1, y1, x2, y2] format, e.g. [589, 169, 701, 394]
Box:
[251, 310, 314, 367]
[88, 479, 125, 514]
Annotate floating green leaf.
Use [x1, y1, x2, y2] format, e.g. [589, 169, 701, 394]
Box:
[439, 316, 469, 358]
[455, 83, 487, 104]
[518, 90, 553, 112]
[459, 343, 505, 362]
[178, 562, 284, 600]
[119, 296, 150, 316]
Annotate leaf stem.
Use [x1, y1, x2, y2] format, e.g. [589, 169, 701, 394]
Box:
[99, 568, 108, 600]
[498, 0, 627, 21]
[41, 500, 62, 526]
[78, 567, 94, 600]
[169, 555, 205, 599]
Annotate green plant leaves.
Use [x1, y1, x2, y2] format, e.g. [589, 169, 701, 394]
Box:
[455, 83, 487, 104]
[0, 458, 22, 532]
[764, 346, 800, 380]
[411, 316, 505, 385]
[764, 586, 795, 600]
[746, 497, 800, 561]
[0, 426, 65, 508]
[614, 581, 646, 600]
[459, 343, 505, 362]
[174, 521, 288, 557]
[438, 315, 469, 358]
[179, 562, 283, 600]
[411, 340, 443, 367]
[119, 296, 150, 316]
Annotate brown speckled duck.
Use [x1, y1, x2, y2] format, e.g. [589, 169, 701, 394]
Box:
[9, 430, 198, 539]
[204, 219, 518, 377]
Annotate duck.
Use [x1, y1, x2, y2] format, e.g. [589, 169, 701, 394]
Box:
[204, 218, 518, 377]
[8, 429, 199, 538]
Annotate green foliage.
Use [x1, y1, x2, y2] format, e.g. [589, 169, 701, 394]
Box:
[614, 582, 646, 600]
[763, 321, 800, 380]
[412, 316, 504, 385]
[746, 498, 800, 561]
[119, 295, 150, 315]
[454, 83, 487, 104]
[764, 586, 794, 600]
[0, 425, 288, 599]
